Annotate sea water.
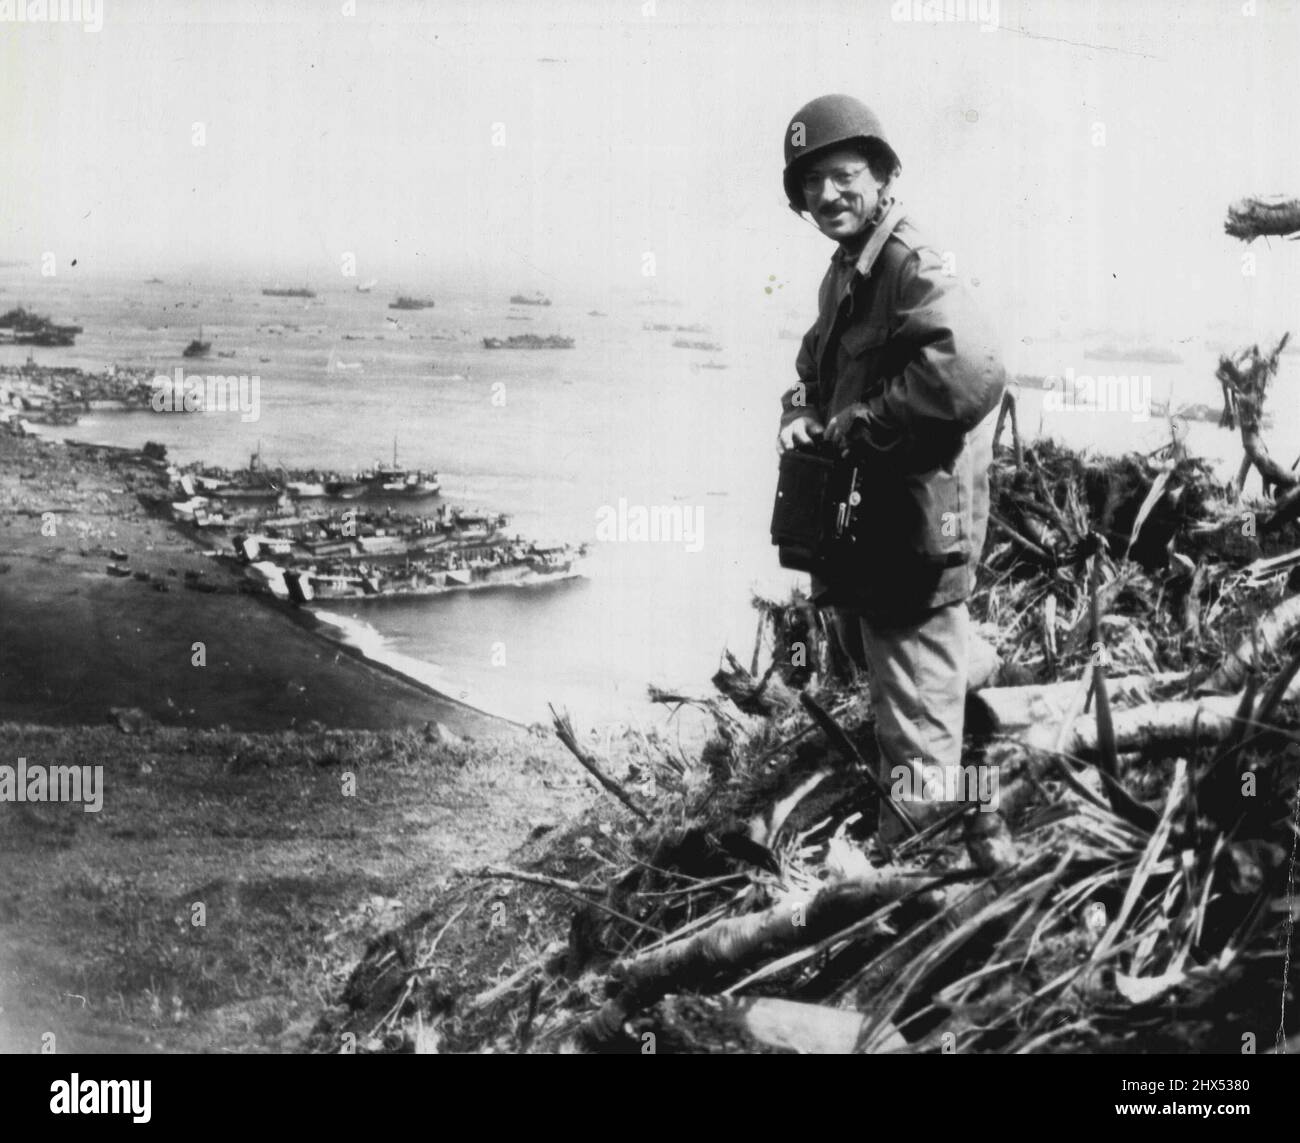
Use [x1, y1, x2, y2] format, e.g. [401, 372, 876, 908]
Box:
[4, 270, 1295, 725]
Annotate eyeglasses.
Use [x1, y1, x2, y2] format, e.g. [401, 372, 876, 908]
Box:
[800, 165, 871, 196]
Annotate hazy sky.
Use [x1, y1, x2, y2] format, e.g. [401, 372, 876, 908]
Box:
[3, 0, 1300, 338]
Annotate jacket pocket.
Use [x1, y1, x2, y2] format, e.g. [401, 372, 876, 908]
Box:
[902, 462, 970, 569]
[851, 447, 970, 570]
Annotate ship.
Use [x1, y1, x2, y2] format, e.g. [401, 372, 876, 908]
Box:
[321, 440, 441, 499]
[482, 334, 574, 350]
[192, 449, 284, 502]
[182, 328, 212, 358]
[672, 338, 722, 352]
[279, 540, 586, 602]
[646, 322, 711, 334]
[25, 328, 78, 347]
[509, 292, 552, 306]
[360, 464, 442, 497]
[323, 475, 366, 499]
[1084, 344, 1184, 365]
[0, 307, 82, 347]
[286, 478, 328, 498]
[262, 287, 316, 298]
[167, 468, 582, 602]
[389, 296, 436, 310]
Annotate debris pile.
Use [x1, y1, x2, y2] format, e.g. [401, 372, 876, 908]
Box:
[310, 389, 1299, 1052]
[315, 266, 1300, 1050]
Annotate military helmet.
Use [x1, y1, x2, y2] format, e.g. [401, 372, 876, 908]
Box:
[782, 94, 901, 211]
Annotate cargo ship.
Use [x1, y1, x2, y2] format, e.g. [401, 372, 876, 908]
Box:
[262, 287, 316, 298]
[389, 296, 436, 310]
[509, 292, 551, 306]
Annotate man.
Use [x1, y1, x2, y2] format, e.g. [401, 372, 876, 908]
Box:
[776, 94, 1006, 844]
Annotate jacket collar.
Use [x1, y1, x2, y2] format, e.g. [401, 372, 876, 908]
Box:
[831, 197, 905, 295]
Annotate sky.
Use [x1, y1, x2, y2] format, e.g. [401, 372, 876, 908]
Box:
[2, 0, 1300, 339]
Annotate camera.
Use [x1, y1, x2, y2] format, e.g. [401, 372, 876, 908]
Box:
[769, 442, 866, 576]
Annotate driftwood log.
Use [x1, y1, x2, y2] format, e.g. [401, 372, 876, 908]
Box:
[1205, 594, 1300, 693]
[1224, 196, 1300, 242]
[713, 649, 799, 718]
[969, 683, 1246, 757]
[967, 673, 1187, 736]
[625, 994, 906, 1054]
[575, 865, 951, 1047]
[614, 866, 941, 999]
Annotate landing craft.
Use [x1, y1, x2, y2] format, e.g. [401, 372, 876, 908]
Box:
[182, 327, 211, 358]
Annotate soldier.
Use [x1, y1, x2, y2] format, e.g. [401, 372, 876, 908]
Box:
[776, 94, 1007, 843]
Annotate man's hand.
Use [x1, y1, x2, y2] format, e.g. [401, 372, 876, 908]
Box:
[777, 414, 825, 454]
[824, 402, 904, 455]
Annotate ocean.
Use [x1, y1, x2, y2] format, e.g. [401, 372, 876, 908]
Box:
[4, 270, 1296, 727]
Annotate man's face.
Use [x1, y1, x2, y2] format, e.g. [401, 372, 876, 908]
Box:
[799, 147, 886, 245]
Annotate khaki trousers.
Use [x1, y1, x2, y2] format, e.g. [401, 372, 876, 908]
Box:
[835, 602, 971, 843]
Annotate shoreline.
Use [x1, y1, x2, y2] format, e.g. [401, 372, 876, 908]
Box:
[0, 429, 515, 736]
[277, 600, 530, 730]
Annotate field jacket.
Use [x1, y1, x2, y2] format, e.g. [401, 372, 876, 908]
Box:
[779, 200, 1006, 619]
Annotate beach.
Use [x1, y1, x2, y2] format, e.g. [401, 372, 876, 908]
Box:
[0, 430, 507, 735]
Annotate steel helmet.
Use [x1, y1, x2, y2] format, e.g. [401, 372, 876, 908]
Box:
[782, 94, 901, 212]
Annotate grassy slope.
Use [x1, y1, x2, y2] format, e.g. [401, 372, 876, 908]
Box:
[0, 723, 602, 1053]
